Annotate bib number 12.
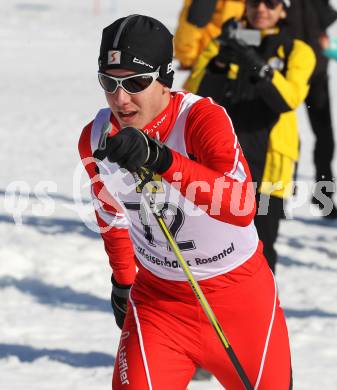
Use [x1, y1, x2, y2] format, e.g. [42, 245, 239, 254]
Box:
[124, 201, 196, 251]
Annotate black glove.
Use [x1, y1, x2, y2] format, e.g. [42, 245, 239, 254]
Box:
[226, 39, 274, 82]
[110, 275, 132, 330]
[93, 127, 172, 174]
[217, 17, 239, 45]
[210, 46, 238, 72]
[211, 18, 240, 69]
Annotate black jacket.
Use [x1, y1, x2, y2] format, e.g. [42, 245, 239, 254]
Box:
[287, 0, 337, 74]
[197, 28, 294, 186]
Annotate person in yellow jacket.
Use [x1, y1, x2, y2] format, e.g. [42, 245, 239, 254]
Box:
[186, 0, 316, 273]
[174, 0, 246, 69]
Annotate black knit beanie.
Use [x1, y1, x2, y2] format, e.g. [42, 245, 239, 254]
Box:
[98, 14, 174, 88]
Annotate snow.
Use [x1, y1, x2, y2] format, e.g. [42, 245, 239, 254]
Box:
[0, 0, 337, 389]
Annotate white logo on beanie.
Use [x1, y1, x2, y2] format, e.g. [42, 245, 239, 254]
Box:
[133, 57, 154, 69]
[108, 50, 121, 65]
[167, 62, 173, 74]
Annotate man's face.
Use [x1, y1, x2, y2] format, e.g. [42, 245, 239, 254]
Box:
[246, 0, 285, 30]
[103, 68, 170, 129]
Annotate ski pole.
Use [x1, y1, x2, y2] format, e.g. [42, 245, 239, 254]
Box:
[133, 168, 254, 390]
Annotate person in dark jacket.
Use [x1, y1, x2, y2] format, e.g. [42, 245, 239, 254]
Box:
[287, 0, 337, 218]
[185, 0, 316, 272]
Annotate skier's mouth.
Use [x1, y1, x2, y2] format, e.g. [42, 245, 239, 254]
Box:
[118, 111, 137, 119]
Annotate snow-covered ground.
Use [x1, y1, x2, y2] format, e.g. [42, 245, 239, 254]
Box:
[0, 1, 336, 389]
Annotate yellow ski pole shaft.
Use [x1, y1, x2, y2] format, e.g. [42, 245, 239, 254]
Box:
[134, 169, 253, 390]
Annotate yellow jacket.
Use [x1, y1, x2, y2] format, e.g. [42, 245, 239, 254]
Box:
[185, 35, 316, 198]
[174, 0, 245, 68]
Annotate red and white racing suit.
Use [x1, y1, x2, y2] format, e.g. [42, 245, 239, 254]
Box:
[79, 91, 291, 389]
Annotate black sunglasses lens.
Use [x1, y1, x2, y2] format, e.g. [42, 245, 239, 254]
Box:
[266, 0, 281, 8]
[248, 0, 281, 9]
[98, 74, 118, 93]
[122, 75, 154, 93]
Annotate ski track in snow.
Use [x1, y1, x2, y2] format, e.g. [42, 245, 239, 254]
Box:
[0, 1, 337, 389]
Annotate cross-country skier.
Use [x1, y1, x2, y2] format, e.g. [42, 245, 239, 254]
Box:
[78, 14, 292, 389]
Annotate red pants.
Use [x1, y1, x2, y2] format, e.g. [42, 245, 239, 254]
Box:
[112, 245, 291, 389]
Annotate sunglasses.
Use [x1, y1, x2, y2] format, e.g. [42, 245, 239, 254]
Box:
[98, 68, 160, 94]
[247, 0, 283, 9]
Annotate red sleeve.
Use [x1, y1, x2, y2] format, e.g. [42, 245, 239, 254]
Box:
[161, 98, 256, 227]
[78, 122, 136, 285]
